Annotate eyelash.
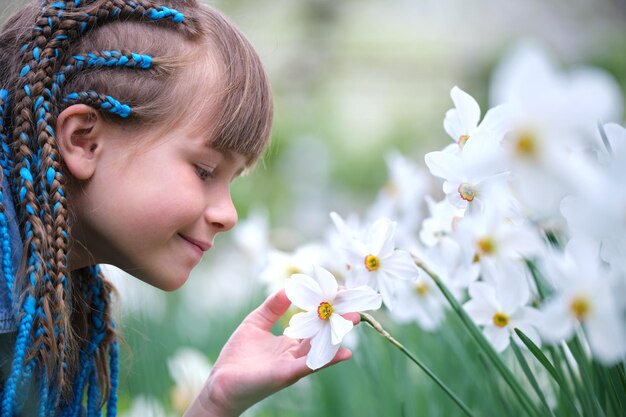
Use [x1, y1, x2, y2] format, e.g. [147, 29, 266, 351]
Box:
[194, 165, 215, 181]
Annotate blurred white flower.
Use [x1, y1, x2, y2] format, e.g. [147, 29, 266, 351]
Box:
[119, 395, 173, 417]
[419, 195, 464, 248]
[443, 85, 509, 152]
[332, 217, 419, 309]
[330, 211, 365, 243]
[389, 273, 446, 332]
[561, 123, 626, 270]
[538, 238, 626, 364]
[167, 347, 212, 415]
[489, 42, 623, 221]
[258, 243, 328, 295]
[283, 265, 382, 369]
[464, 261, 541, 353]
[368, 151, 429, 246]
[232, 206, 270, 269]
[490, 41, 623, 139]
[101, 264, 166, 322]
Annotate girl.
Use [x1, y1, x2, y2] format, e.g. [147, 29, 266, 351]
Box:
[0, 1, 358, 416]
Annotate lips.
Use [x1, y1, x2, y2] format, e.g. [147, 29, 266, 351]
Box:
[178, 234, 212, 252]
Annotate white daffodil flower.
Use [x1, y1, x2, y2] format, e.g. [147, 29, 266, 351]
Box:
[454, 204, 543, 272]
[464, 261, 541, 353]
[425, 134, 509, 213]
[167, 348, 213, 415]
[284, 265, 382, 370]
[443, 85, 509, 153]
[538, 238, 626, 365]
[332, 217, 419, 309]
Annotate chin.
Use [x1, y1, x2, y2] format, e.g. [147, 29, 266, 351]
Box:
[137, 269, 191, 292]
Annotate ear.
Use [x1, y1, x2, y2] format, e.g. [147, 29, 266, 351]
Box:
[56, 104, 105, 181]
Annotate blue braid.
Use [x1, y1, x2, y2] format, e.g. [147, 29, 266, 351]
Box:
[147, 5, 185, 23]
[87, 366, 101, 417]
[38, 372, 49, 417]
[0, 91, 15, 306]
[0, 205, 13, 305]
[66, 266, 110, 417]
[55, 50, 153, 86]
[106, 340, 119, 417]
[0, 295, 36, 417]
[0, 89, 12, 178]
[63, 92, 132, 118]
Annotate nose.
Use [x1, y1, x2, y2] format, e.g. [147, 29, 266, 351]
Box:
[204, 187, 238, 233]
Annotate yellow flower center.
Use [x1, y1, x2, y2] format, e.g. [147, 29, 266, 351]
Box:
[515, 131, 537, 158]
[364, 254, 381, 271]
[492, 312, 509, 328]
[415, 282, 428, 296]
[383, 181, 399, 197]
[476, 237, 497, 255]
[458, 183, 476, 202]
[317, 301, 333, 320]
[570, 297, 590, 320]
[458, 134, 470, 148]
[286, 266, 301, 277]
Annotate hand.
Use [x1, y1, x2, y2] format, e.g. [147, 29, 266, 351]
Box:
[183, 289, 360, 417]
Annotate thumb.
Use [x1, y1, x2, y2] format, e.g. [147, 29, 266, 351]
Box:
[245, 288, 292, 331]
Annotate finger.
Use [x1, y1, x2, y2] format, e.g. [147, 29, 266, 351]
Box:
[342, 312, 360, 325]
[246, 288, 292, 331]
[324, 347, 353, 367]
[288, 347, 353, 381]
[293, 338, 311, 357]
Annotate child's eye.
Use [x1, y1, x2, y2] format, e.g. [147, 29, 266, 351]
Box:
[194, 165, 215, 181]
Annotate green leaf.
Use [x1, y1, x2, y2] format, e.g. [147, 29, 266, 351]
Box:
[510, 337, 556, 417]
[514, 328, 560, 382]
[414, 257, 544, 417]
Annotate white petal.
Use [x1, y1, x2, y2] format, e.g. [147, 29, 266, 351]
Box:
[306, 325, 340, 370]
[424, 151, 463, 181]
[538, 298, 576, 343]
[495, 260, 530, 310]
[468, 282, 498, 309]
[478, 104, 509, 137]
[450, 86, 481, 133]
[313, 265, 338, 301]
[366, 218, 396, 256]
[283, 311, 324, 339]
[444, 108, 464, 141]
[329, 314, 354, 345]
[484, 326, 511, 353]
[333, 286, 382, 314]
[464, 299, 493, 326]
[285, 274, 322, 311]
[381, 250, 419, 280]
[585, 313, 626, 365]
[378, 274, 398, 310]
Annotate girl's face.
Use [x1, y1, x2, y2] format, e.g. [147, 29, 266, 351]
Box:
[69, 121, 247, 291]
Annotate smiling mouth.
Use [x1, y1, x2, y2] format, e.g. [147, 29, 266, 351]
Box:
[178, 234, 212, 252]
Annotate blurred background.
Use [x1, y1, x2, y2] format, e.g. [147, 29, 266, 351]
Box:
[1, 0, 625, 415]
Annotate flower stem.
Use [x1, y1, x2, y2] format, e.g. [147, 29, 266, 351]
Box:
[359, 312, 476, 417]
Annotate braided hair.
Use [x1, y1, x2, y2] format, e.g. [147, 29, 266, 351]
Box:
[0, 1, 273, 415]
